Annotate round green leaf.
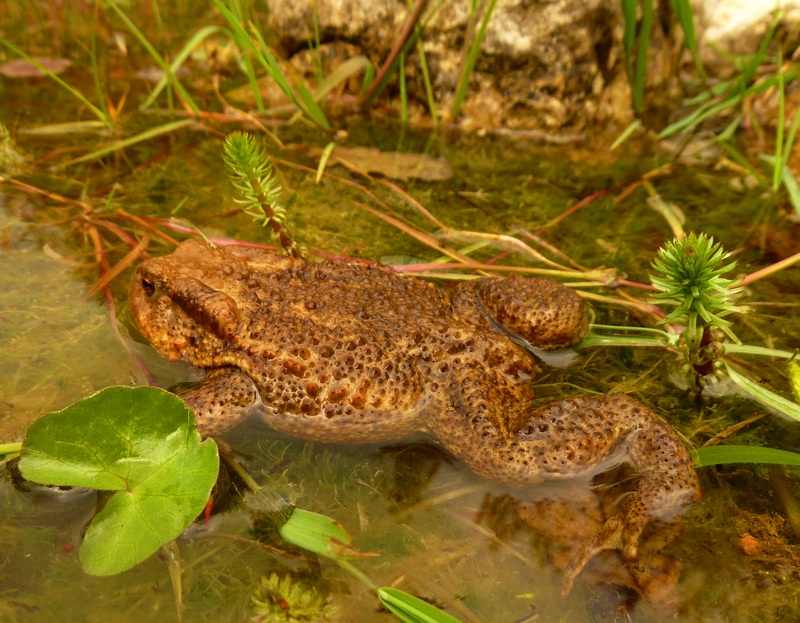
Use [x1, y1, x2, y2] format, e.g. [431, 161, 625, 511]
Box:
[19, 386, 219, 576]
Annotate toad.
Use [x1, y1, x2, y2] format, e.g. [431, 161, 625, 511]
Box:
[129, 240, 701, 592]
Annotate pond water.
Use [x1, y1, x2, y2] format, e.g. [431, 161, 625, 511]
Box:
[2, 5, 800, 623]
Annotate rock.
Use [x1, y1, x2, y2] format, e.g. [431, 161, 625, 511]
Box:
[267, 0, 636, 133]
[264, 0, 800, 132]
[693, 0, 800, 72]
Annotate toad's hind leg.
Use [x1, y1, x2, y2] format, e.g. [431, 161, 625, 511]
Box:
[430, 393, 701, 593]
[451, 276, 589, 350]
[533, 395, 701, 594]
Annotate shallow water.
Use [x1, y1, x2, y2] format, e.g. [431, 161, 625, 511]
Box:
[2, 5, 800, 623]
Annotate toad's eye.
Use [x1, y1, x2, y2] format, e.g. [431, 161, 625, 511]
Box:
[141, 277, 156, 297]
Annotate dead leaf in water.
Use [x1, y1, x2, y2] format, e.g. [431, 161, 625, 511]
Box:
[324, 146, 453, 181]
[0, 57, 72, 78]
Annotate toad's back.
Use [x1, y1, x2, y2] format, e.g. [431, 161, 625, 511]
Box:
[131, 242, 550, 442]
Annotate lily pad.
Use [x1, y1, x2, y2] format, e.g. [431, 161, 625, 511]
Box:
[19, 386, 219, 576]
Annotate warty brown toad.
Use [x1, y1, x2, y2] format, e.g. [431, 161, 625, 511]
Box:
[129, 239, 701, 591]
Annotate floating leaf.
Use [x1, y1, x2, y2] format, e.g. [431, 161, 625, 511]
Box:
[19, 386, 219, 576]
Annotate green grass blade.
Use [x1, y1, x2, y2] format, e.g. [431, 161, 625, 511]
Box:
[632, 0, 654, 114]
[609, 119, 642, 150]
[294, 80, 332, 129]
[790, 361, 800, 401]
[693, 445, 800, 467]
[782, 166, 800, 213]
[659, 25, 797, 140]
[413, 18, 439, 128]
[244, 24, 294, 95]
[362, 64, 376, 92]
[378, 588, 463, 623]
[450, 0, 498, 119]
[104, 1, 200, 114]
[774, 62, 786, 190]
[241, 53, 266, 112]
[717, 112, 742, 141]
[315, 142, 336, 183]
[724, 343, 799, 359]
[0, 37, 112, 126]
[90, 6, 111, 123]
[739, 17, 778, 91]
[721, 141, 767, 186]
[762, 154, 800, 211]
[59, 119, 196, 167]
[18, 121, 112, 135]
[669, 0, 706, 79]
[658, 96, 741, 139]
[724, 361, 800, 422]
[682, 78, 737, 106]
[620, 0, 637, 80]
[140, 26, 223, 110]
[780, 101, 800, 189]
[669, 0, 695, 49]
[658, 64, 800, 140]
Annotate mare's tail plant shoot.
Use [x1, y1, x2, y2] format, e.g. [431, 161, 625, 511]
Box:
[650, 232, 745, 378]
[223, 132, 301, 259]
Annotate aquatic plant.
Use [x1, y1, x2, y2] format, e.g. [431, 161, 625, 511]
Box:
[249, 573, 337, 623]
[223, 132, 301, 258]
[650, 232, 745, 359]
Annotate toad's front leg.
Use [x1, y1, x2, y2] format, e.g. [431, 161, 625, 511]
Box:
[178, 367, 262, 436]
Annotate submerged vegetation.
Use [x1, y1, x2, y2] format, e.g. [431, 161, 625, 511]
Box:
[2, 0, 800, 621]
